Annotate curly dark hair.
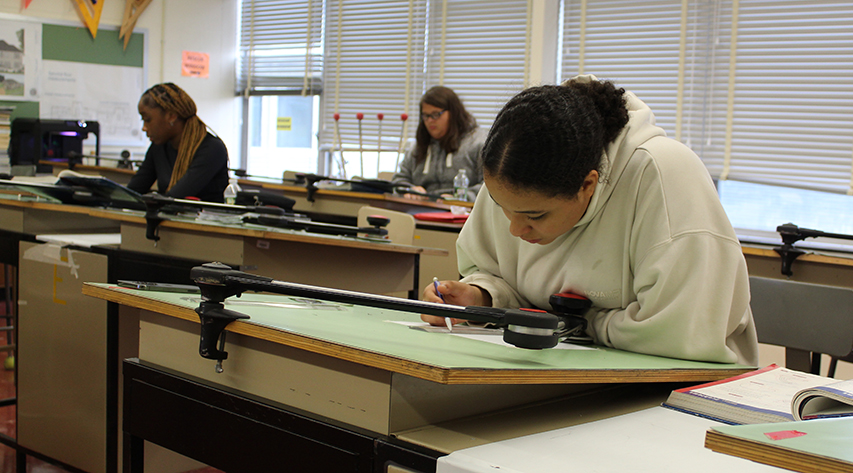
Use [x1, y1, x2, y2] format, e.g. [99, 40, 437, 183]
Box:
[482, 79, 629, 198]
[413, 86, 477, 163]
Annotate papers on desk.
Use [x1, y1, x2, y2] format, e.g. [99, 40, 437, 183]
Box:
[393, 321, 597, 350]
[36, 233, 121, 248]
[195, 209, 245, 225]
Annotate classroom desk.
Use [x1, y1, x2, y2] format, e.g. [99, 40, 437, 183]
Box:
[242, 179, 470, 283]
[86, 207, 446, 297]
[3, 198, 445, 473]
[244, 179, 470, 220]
[0, 197, 122, 236]
[435, 406, 783, 473]
[741, 243, 853, 285]
[83, 284, 752, 473]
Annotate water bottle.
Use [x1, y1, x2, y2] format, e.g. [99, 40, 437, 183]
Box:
[224, 178, 241, 205]
[453, 169, 469, 201]
[451, 169, 470, 215]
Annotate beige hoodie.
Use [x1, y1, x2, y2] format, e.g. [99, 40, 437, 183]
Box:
[457, 77, 758, 365]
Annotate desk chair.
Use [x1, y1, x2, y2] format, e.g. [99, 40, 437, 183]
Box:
[828, 352, 853, 378]
[749, 276, 853, 376]
[357, 205, 415, 246]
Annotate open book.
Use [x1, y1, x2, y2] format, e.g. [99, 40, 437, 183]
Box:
[663, 364, 853, 425]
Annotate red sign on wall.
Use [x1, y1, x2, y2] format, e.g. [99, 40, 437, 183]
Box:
[181, 51, 209, 78]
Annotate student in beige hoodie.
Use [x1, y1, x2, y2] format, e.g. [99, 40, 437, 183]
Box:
[424, 76, 758, 365]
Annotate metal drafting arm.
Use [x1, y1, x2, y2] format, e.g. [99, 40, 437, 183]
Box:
[294, 173, 432, 202]
[189, 262, 565, 372]
[140, 193, 285, 241]
[775, 223, 853, 276]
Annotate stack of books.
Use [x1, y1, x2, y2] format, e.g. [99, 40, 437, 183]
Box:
[662, 364, 853, 472]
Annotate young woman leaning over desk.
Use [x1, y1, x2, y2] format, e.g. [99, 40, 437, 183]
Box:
[127, 82, 229, 202]
[423, 75, 759, 365]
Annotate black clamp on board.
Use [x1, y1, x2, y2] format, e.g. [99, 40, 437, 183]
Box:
[774, 223, 853, 276]
[294, 172, 414, 202]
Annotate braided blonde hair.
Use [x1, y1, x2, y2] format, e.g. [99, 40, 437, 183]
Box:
[140, 83, 209, 190]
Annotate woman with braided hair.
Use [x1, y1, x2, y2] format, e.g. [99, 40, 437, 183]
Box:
[422, 75, 758, 365]
[128, 82, 229, 202]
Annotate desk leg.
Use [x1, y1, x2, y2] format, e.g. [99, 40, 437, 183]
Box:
[786, 348, 821, 374]
[123, 433, 144, 473]
[409, 254, 420, 300]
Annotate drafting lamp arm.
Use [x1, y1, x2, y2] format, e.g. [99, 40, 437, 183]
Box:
[189, 262, 567, 372]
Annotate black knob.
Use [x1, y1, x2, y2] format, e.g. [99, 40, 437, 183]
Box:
[366, 215, 390, 228]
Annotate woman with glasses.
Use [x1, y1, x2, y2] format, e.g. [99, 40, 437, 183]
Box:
[128, 82, 229, 202]
[423, 76, 758, 365]
[392, 86, 487, 200]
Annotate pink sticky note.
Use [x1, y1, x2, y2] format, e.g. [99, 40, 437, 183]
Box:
[764, 430, 807, 441]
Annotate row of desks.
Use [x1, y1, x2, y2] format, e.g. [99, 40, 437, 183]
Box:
[6, 169, 853, 473]
[43, 161, 853, 286]
[1, 194, 449, 473]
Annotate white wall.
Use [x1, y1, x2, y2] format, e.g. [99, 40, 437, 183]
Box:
[0, 0, 240, 163]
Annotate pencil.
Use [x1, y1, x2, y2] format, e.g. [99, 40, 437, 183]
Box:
[433, 277, 452, 332]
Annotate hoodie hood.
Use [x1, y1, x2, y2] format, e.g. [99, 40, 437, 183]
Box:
[565, 75, 667, 228]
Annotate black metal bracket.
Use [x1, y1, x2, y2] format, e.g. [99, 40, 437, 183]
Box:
[773, 223, 853, 276]
[195, 300, 249, 371]
[140, 193, 285, 241]
[294, 173, 430, 202]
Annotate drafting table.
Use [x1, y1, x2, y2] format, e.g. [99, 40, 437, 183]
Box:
[83, 284, 753, 472]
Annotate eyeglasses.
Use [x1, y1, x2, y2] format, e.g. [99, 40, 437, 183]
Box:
[421, 110, 446, 121]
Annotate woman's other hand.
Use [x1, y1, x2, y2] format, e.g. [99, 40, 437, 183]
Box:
[402, 185, 428, 200]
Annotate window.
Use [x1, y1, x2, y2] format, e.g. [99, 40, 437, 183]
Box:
[320, 0, 530, 180]
[560, 0, 853, 237]
[245, 95, 320, 177]
[238, 0, 324, 178]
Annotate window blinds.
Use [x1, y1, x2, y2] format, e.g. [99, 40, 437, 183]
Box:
[320, 0, 427, 154]
[560, 0, 853, 195]
[238, 0, 325, 95]
[320, 0, 530, 172]
[722, 0, 853, 195]
[424, 0, 531, 128]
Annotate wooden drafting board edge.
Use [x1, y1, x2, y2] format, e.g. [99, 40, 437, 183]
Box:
[443, 367, 753, 385]
[704, 428, 848, 473]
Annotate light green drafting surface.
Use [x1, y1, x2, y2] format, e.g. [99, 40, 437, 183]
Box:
[711, 418, 853, 463]
[93, 283, 750, 372]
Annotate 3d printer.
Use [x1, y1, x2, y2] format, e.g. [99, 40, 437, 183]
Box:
[8, 118, 101, 173]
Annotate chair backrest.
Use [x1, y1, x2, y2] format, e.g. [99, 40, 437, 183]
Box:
[357, 205, 415, 246]
[749, 276, 853, 357]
